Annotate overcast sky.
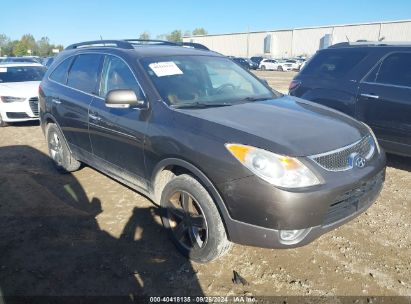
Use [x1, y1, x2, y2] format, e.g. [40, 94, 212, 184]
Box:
[1, 0, 410, 46]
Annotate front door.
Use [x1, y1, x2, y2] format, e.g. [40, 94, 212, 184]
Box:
[88, 55, 149, 189]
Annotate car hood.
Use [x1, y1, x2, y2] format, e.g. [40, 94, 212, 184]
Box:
[177, 95, 368, 157]
[0, 81, 40, 98]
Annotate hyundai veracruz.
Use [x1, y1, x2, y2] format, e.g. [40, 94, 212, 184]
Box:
[39, 39, 386, 262]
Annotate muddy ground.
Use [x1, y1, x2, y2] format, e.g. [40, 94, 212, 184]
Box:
[0, 71, 410, 301]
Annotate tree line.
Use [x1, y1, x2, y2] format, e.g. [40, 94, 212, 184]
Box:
[140, 27, 208, 42]
[0, 34, 64, 57]
[0, 28, 208, 57]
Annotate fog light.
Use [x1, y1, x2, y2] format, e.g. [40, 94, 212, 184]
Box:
[279, 229, 306, 241]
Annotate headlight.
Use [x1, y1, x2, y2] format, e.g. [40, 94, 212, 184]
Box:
[225, 144, 320, 188]
[0, 96, 26, 103]
[362, 122, 381, 154]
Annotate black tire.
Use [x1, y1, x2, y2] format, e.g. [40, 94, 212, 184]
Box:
[160, 174, 232, 263]
[0, 113, 8, 127]
[46, 123, 81, 172]
[277, 65, 283, 71]
[261, 65, 266, 71]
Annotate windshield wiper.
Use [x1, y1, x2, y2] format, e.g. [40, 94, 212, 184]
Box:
[171, 102, 233, 109]
[239, 96, 273, 102]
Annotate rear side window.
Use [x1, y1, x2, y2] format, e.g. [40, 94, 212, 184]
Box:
[300, 50, 367, 78]
[99, 55, 143, 98]
[49, 57, 72, 84]
[376, 53, 411, 87]
[67, 54, 103, 94]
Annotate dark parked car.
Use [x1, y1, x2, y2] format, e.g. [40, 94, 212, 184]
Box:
[245, 58, 258, 70]
[289, 42, 411, 156]
[250, 56, 265, 66]
[42, 56, 55, 68]
[231, 57, 258, 70]
[39, 39, 385, 262]
[0, 57, 39, 64]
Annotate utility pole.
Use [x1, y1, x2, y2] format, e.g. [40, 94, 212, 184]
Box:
[247, 26, 250, 58]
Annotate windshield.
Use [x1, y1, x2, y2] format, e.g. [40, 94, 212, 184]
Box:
[0, 66, 46, 83]
[141, 55, 276, 107]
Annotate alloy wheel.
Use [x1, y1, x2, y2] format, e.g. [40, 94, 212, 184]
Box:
[49, 131, 63, 166]
[165, 190, 208, 250]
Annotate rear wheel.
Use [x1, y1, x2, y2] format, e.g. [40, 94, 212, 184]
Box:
[260, 65, 266, 71]
[46, 123, 81, 172]
[160, 174, 232, 263]
[277, 65, 283, 71]
[0, 113, 8, 127]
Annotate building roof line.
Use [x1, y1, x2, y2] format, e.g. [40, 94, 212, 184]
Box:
[183, 19, 411, 38]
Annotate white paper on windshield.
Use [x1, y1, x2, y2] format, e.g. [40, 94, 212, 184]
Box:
[0, 68, 7, 73]
[149, 61, 183, 77]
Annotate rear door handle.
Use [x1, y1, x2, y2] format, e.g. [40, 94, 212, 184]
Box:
[51, 97, 61, 104]
[360, 93, 379, 99]
[89, 113, 101, 121]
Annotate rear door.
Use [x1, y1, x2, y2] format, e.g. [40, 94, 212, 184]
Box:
[357, 52, 411, 150]
[88, 54, 148, 189]
[51, 53, 103, 157]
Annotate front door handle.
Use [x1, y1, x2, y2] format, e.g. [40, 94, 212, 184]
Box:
[89, 113, 101, 121]
[51, 97, 61, 104]
[360, 93, 379, 99]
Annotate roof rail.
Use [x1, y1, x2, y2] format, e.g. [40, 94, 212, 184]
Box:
[124, 39, 178, 46]
[180, 42, 210, 50]
[65, 40, 134, 50]
[65, 39, 211, 51]
[329, 41, 411, 48]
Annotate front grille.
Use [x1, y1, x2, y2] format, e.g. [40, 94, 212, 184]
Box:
[6, 112, 30, 119]
[310, 136, 375, 171]
[29, 97, 39, 116]
[323, 170, 384, 226]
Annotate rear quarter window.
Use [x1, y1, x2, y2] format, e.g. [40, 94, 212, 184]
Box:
[49, 57, 73, 84]
[300, 50, 367, 79]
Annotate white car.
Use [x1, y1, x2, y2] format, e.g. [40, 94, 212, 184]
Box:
[284, 59, 300, 70]
[259, 59, 293, 71]
[0, 63, 46, 126]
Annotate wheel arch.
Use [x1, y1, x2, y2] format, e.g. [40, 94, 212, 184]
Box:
[42, 113, 76, 156]
[150, 158, 233, 236]
[41, 112, 57, 133]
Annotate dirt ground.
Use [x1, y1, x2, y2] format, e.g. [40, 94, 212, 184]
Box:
[0, 71, 410, 302]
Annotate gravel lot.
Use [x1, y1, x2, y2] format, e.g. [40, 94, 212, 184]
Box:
[0, 70, 410, 301]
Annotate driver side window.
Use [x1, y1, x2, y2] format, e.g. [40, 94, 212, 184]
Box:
[99, 55, 143, 98]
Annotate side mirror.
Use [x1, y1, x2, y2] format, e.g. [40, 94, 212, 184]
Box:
[105, 89, 146, 109]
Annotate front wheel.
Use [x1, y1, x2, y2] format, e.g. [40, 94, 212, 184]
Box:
[160, 174, 232, 263]
[260, 65, 266, 71]
[277, 65, 283, 71]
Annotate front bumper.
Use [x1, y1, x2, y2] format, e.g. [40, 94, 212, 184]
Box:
[218, 151, 386, 248]
[0, 97, 39, 122]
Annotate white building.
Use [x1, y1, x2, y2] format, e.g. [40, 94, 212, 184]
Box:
[183, 20, 411, 58]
